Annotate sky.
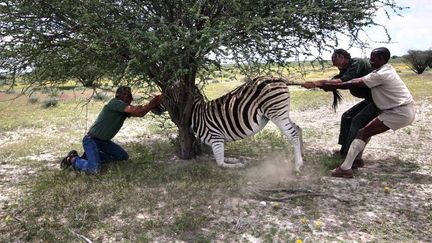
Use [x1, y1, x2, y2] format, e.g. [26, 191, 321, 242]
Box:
[333, 0, 432, 59]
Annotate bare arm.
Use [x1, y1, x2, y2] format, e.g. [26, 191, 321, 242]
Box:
[321, 78, 366, 90]
[302, 78, 342, 89]
[124, 95, 163, 117]
[124, 104, 153, 117]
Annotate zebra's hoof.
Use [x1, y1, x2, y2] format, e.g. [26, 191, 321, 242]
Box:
[225, 157, 240, 164]
[220, 163, 245, 169]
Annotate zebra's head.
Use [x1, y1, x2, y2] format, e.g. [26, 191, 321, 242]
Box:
[151, 82, 204, 116]
[150, 103, 167, 116]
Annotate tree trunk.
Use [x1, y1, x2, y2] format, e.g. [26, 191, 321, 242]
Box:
[176, 122, 201, 159]
[164, 77, 202, 160]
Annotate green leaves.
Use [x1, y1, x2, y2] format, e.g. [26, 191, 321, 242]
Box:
[1, 0, 404, 87]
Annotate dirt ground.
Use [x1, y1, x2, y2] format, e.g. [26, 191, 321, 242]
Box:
[1, 99, 431, 242]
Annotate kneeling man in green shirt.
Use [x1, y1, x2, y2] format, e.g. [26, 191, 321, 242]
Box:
[60, 86, 163, 173]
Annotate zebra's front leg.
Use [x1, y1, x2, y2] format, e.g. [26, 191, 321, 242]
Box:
[211, 141, 245, 168]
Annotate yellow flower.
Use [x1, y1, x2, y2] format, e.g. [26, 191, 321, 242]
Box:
[300, 217, 307, 225]
[315, 220, 322, 229]
[273, 202, 281, 209]
[5, 215, 12, 223]
[384, 186, 390, 193]
[296, 240, 303, 243]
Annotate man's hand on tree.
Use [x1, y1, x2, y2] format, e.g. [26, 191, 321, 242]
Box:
[149, 94, 163, 108]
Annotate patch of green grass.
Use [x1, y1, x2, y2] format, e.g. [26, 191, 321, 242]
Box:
[1, 152, 238, 241]
[224, 129, 291, 158]
[2, 139, 242, 241]
[263, 225, 279, 242]
[318, 156, 341, 171]
[0, 92, 104, 131]
[0, 131, 85, 167]
[203, 80, 244, 100]
[173, 210, 209, 233]
[403, 72, 432, 101]
[367, 216, 419, 242]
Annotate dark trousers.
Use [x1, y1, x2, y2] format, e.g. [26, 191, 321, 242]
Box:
[338, 100, 381, 154]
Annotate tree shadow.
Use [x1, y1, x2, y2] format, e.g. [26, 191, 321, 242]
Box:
[358, 156, 432, 185]
[303, 147, 432, 185]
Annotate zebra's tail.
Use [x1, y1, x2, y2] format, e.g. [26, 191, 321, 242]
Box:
[332, 90, 342, 111]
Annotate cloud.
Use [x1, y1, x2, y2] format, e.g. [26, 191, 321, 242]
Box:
[322, 0, 432, 59]
[371, 0, 432, 55]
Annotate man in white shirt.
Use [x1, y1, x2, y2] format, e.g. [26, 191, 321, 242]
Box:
[320, 47, 416, 178]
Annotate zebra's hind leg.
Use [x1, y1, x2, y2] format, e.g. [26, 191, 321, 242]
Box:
[273, 120, 304, 172]
[211, 141, 245, 168]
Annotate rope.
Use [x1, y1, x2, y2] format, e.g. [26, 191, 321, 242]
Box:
[286, 82, 303, 86]
[279, 77, 304, 86]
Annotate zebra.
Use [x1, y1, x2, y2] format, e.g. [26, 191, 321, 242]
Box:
[156, 76, 318, 171]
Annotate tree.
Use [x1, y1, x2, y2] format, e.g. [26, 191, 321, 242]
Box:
[428, 50, 432, 69]
[1, 0, 404, 159]
[404, 50, 432, 74]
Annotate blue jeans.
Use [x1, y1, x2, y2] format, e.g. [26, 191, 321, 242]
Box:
[73, 134, 129, 173]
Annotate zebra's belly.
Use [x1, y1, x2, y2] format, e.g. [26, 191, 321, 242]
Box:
[222, 116, 268, 142]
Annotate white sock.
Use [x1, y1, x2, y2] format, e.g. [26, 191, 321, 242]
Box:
[356, 138, 371, 160]
[340, 139, 366, 170]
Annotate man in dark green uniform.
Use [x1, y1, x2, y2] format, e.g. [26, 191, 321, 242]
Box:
[303, 49, 381, 167]
[60, 86, 163, 173]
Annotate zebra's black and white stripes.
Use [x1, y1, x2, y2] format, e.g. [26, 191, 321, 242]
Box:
[189, 76, 304, 170]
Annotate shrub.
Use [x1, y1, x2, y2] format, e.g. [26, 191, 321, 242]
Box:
[28, 96, 39, 104]
[5, 89, 16, 94]
[93, 92, 109, 101]
[41, 98, 59, 108]
[404, 50, 431, 74]
[427, 50, 432, 69]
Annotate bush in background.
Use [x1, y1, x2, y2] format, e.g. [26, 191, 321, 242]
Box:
[41, 98, 58, 108]
[404, 49, 432, 74]
[28, 96, 39, 104]
[93, 92, 109, 101]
